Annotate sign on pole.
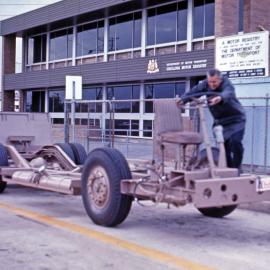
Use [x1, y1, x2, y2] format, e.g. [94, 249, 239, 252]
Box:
[216, 31, 269, 78]
[65, 76, 82, 100]
[65, 76, 82, 143]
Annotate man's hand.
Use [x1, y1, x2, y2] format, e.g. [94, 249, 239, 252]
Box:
[208, 96, 222, 106]
[176, 98, 184, 107]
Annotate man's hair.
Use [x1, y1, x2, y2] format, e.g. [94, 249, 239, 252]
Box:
[207, 68, 222, 78]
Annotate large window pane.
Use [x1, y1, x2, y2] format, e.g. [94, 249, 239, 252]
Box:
[109, 12, 141, 51]
[116, 14, 133, 50]
[106, 85, 139, 113]
[28, 34, 47, 64]
[204, 0, 215, 36]
[193, 0, 204, 38]
[109, 18, 116, 51]
[147, 8, 156, 46]
[50, 29, 73, 61]
[113, 120, 139, 136]
[115, 120, 130, 136]
[132, 85, 140, 113]
[155, 83, 175, 99]
[114, 86, 132, 113]
[156, 4, 177, 44]
[97, 21, 105, 53]
[134, 13, 142, 48]
[147, 2, 187, 46]
[131, 120, 139, 136]
[49, 90, 65, 112]
[33, 36, 42, 63]
[143, 120, 153, 137]
[25, 90, 45, 112]
[176, 82, 186, 97]
[239, 0, 244, 32]
[178, 1, 188, 41]
[77, 21, 104, 57]
[144, 83, 186, 113]
[81, 87, 103, 113]
[193, 0, 215, 38]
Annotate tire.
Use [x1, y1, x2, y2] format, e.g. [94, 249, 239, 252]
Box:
[197, 205, 237, 218]
[196, 147, 237, 218]
[69, 143, 87, 165]
[55, 143, 76, 163]
[81, 147, 133, 227]
[0, 143, 8, 194]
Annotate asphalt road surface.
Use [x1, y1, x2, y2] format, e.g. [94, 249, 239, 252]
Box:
[0, 185, 269, 270]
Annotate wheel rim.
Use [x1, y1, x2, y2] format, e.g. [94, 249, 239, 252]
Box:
[87, 166, 110, 210]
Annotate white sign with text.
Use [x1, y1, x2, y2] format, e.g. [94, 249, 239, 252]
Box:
[216, 31, 269, 78]
[65, 76, 82, 100]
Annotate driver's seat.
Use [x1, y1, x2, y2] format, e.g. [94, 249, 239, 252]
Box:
[153, 99, 203, 169]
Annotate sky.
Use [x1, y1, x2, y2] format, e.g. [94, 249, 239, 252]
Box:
[0, 0, 61, 21]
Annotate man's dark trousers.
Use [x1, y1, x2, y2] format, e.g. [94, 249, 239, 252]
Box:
[224, 129, 245, 170]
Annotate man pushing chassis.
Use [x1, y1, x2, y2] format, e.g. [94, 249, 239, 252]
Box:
[0, 72, 270, 227]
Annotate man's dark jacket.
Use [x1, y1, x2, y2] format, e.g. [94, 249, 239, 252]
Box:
[181, 76, 246, 140]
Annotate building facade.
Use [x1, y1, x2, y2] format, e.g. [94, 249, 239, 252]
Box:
[0, 0, 269, 138]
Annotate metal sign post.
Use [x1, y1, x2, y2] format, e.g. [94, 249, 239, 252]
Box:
[64, 101, 69, 143]
[71, 81, 76, 143]
[65, 76, 82, 143]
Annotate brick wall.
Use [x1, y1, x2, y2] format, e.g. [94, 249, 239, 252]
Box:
[215, 0, 240, 37]
[244, 0, 270, 32]
[2, 35, 16, 112]
[3, 35, 16, 74]
[3, 91, 15, 111]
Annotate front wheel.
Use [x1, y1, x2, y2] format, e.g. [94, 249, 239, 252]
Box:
[197, 205, 237, 218]
[196, 148, 237, 218]
[81, 148, 133, 227]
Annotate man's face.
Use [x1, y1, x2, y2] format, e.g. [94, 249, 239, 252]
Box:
[207, 75, 222, 90]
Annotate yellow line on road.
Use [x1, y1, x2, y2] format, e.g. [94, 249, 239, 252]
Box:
[0, 202, 216, 270]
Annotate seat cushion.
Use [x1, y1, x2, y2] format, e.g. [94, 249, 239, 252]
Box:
[160, 131, 203, 144]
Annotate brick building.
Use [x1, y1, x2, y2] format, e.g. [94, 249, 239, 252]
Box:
[0, 0, 269, 138]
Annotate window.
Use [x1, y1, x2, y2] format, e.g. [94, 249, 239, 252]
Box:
[143, 120, 153, 137]
[27, 34, 47, 64]
[76, 87, 103, 113]
[193, 0, 215, 39]
[77, 21, 104, 57]
[107, 85, 140, 113]
[25, 90, 45, 112]
[144, 82, 186, 113]
[147, 1, 188, 46]
[106, 119, 139, 136]
[50, 29, 73, 61]
[109, 12, 142, 51]
[239, 0, 244, 32]
[49, 90, 65, 112]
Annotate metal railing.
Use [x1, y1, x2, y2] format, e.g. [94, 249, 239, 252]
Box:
[50, 96, 270, 174]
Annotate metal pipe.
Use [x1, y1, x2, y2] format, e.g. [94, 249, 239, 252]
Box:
[251, 104, 255, 173]
[198, 105, 216, 178]
[264, 94, 269, 173]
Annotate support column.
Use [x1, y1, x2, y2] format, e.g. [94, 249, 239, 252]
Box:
[2, 34, 16, 111]
[46, 32, 50, 69]
[101, 85, 107, 130]
[72, 25, 77, 66]
[141, 8, 147, 57]
[104, 18, 109, 62]
[139, 82, 144, 138]
[0, 36, 3, 111]
[187, 0, 193, 51]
